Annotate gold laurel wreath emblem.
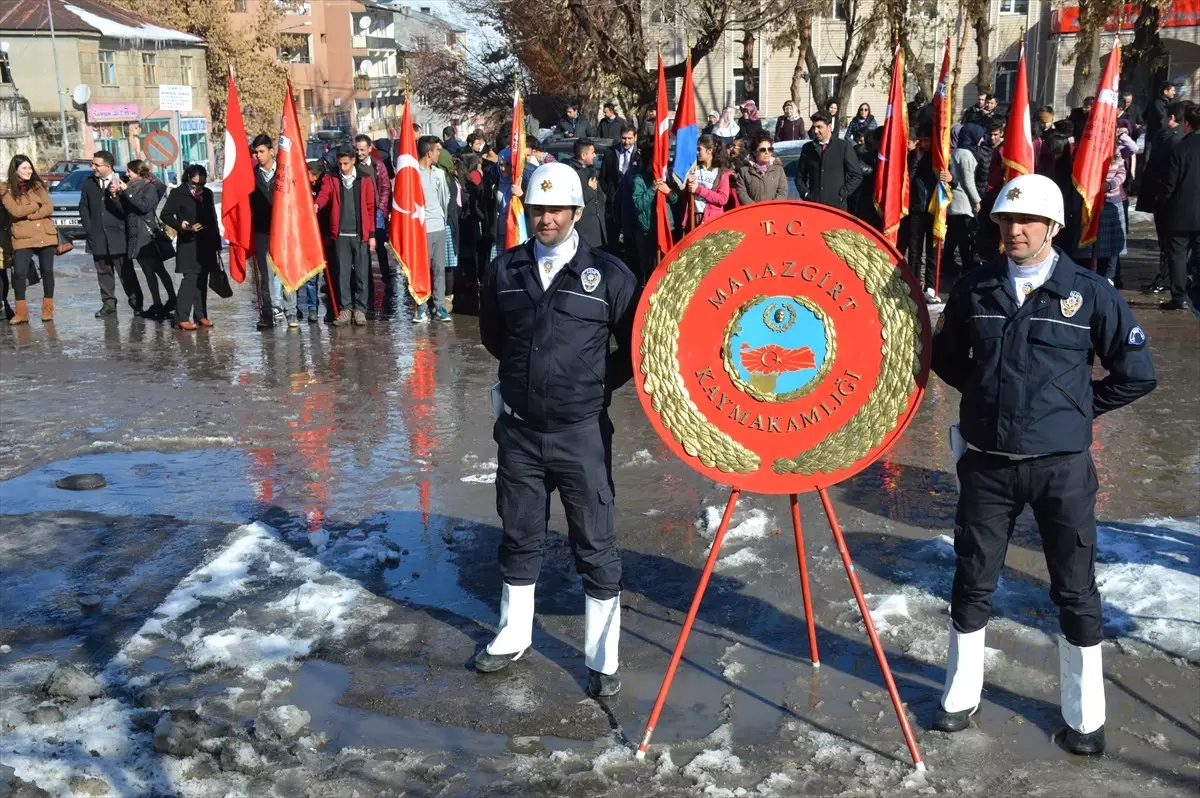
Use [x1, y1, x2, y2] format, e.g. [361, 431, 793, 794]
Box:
[640, 230, 760, 473]
[773, 229, 922, 474]
[639, 227, 921, 478]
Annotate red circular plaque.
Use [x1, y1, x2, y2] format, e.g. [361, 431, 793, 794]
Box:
[632, 201, 931, 494]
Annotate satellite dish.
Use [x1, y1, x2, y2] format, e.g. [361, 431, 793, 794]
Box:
[358, 60, 373, 75]
[72, 84, 91, 105]
[359, 16, 371, 30]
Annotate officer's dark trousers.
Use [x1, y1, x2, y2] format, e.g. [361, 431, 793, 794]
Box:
[952, 449, 1102, 647]
[494, 412, 621, 600]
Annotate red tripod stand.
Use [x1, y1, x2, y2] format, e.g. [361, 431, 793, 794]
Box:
[633, 486, 926, 771]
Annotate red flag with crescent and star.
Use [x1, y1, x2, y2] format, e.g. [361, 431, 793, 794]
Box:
[388, 98, 431, 304]
[220, 67, 254, 284]
[1000, 37, 1035, 181]
[1073, 40, 1122, 248]
[873, 43, 909, 246]
[268, 81, 326, 292]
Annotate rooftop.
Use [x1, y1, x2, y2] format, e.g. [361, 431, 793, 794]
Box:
[0, 0, 202, 43]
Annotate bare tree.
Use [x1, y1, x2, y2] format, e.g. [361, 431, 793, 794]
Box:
[770, 0, 878, 115]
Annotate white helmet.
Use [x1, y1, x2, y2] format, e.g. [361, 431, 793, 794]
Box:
[525, 161, 584, 208]
[990, 173, 1065, 228]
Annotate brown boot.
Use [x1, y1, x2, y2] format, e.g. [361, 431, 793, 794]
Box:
[41, 297, 54, 322]
[8, 300, 28, 325]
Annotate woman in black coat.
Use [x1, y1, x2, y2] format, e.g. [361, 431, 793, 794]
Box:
[120, 160, 176, 321]
[159, 164, 220, 330]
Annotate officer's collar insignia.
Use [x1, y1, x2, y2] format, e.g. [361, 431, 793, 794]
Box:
[541, 180, 553, 192]
[581, 267, 602, 293]
[1127, 325, 1146, 346]
[1060, 290, 1083, 318]
[1007, 187, 1022, 201]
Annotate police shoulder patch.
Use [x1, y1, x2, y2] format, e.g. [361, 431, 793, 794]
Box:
[1060, 290, 1083, 318]
[581, 267, 602, 293]
[1127, 325, 1146, 347]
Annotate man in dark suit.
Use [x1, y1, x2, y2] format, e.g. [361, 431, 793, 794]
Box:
[1136, 100, 1188, 294]
[600, 125, 639, 254]
[565, 138, 607, 249]
[794, 111, 862, 211]
[1158, 102, 1200, 311]
[595, 103, 625, 141]
[79, 150, 142, 318]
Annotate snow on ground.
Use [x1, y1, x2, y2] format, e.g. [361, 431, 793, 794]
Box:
[1, 522, 392, 797]
[696, 505, 775, 543]
[460, 454, 497, 484]
[842, 519, 1199, 664]
[622, 449, 657, 467]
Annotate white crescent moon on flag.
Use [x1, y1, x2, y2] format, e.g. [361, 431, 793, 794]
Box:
[222, 130, 237, 180]
[392, 154, 426, 225]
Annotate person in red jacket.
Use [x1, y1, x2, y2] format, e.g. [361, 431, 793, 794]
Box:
[354, 135, 392, 290]
[315, 146, 377, 326]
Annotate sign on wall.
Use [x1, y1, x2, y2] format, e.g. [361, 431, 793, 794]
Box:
[158, 84, 193, 113]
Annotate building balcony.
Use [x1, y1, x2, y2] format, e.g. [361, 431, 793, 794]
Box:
[351, 35, 396, 51]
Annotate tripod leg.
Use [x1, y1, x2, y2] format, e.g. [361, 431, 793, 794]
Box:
[790, 494, 820, 668]
[636, 488, 741, 760]
[818, 487, 926, 771]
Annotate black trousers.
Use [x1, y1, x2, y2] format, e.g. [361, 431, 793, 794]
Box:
[176, 270, 209, 324]
[252, 231, 275, 319]
[944, 215, 977, 281]
[13, 246, 54, 300]
[95, 255, 142, 311]
[494, 412, 621, 600]
[136, 255, 176, 307]
[335, 236, 370, 311]
[1163, 230, 1198, 303]
[952, 449, 1102, 647]
[907, 211, 937, 287]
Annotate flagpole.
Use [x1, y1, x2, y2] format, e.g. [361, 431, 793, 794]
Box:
[656, 39, 664, 268]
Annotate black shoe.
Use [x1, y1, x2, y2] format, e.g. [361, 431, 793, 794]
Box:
[586, 669, 621, 697]
[144, 303, 166, 321]
[164, 298, 177, 315]
[1063, 725, 1105, 756]
[932, 704, 978, 732]
[132, 307, 145, 317]
[95, 306, 117, 318]
[1141, 281, 1167, 294]
[256, 318, 275, 331]
[1160, 298, 1189, 311]
[474, 647, 527, 673]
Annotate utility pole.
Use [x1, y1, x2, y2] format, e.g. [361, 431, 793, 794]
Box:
[46, 0, 71, 159]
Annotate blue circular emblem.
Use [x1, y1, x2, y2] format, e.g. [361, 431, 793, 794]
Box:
[723, 295, 834, 402]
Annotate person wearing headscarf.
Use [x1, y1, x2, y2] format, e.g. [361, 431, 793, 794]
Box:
[738, 100, 764, 140]
[713, 107, 740, 146]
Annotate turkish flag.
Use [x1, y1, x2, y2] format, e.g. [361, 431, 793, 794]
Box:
[220, 67, 254, 284]
[929, 38, 952, 242]
[873, 43, 909, 246]
[1073, 41, 1122, 249]
[653, 54, 672, 260]
[268, 81, 327, 292]
[388, 98, 431, 304]
[505, 86, 528, 249]
[1000, 39, 1035, 181]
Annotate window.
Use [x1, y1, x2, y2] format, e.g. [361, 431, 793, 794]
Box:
[818, 66, 842, 103]
[733, 67, 759, 106]
[98, 50, 116, 85]
[233, 0, 246, 10]
[1000, 0, 1029, 13]
[279, 34, 312, 64]
[649, 0, 677, 24]
[142, 53, 157, 85]
[414, 36, 429, 51]
[180, 56, 193, 85]
[831, 0, 848, 20]
[995, 60, 1020, 103]
[303, 89, 314, 109]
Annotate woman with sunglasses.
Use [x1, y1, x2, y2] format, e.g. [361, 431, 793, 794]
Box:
[734, 131, 788, 205]
[845, 103, 877, 142]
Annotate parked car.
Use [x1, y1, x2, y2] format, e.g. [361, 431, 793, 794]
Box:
[544, 137, 613, 171]
[49, 168, 127, 242]
[42, 159, 91, 189]
[773, 139, 806, 200]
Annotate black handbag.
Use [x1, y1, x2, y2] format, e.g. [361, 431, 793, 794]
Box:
[152, 228, 175, 261]
[208, 266, 233, 299]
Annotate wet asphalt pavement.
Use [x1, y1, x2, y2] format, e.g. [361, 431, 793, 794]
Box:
[0, 235, 1197, 797]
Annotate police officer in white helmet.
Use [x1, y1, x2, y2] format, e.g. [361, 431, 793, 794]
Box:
[476, 161, 640, 697]
[931, 173, 1156, 754]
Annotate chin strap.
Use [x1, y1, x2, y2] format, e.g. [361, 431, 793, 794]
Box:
[1009, 222, 1061, 265]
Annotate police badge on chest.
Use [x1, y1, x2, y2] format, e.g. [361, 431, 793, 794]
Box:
[1060, 290, 1083, 319]
[582, 267, 602, 293]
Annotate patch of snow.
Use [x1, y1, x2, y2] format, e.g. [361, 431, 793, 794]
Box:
[461, 473, 497, 484]
[697, 506, 773, 542]
[623, 449, 656, 467]
[718, 547, 762, 571]
[62, 3, 202, 43]
[866, 593, 911, 636]
[590, 744, 633, 773]
[1096, 518, 1200, 660]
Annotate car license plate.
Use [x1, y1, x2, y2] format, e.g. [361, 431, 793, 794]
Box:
[53, 217, 80, 227]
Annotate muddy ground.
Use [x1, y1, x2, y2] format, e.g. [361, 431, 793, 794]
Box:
[1, 232, 1197, 797]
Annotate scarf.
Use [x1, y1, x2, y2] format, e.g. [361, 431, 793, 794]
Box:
[753, 160, 771, 174]
[189, 185, 203, 200]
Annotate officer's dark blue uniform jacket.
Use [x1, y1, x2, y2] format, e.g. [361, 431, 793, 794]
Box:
[480, 238, 639, 430]
[932, 249, 1156, 455]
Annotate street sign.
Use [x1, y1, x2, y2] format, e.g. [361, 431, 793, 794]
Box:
[143, 129, 179, 167]
[158, 84, 193, 113]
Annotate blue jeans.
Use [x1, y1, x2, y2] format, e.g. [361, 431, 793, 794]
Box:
[296, 276, 319, 311]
